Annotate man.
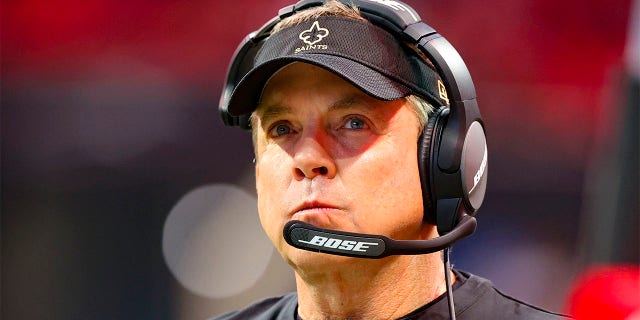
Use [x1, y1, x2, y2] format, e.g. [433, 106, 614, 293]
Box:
[213, 1, 571, 319]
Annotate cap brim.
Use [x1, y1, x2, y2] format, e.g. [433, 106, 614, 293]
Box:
[227, 54, 412, 116]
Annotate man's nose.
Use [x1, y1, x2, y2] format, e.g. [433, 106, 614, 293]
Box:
[292, 134, 337, 180]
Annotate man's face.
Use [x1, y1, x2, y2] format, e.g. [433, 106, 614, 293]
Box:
[253, 62, 429, 269]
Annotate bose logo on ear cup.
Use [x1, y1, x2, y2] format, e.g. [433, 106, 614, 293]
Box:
[461, 121, 488, 211]
[470, 144, 487, 195]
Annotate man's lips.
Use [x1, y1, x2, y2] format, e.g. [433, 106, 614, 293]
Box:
[290, 201, 343, 217]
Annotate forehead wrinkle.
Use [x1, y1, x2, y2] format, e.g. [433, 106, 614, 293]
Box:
[329, 94, 378, 111]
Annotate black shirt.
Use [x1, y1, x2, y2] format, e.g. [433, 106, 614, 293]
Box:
[210, 270, 572, 320]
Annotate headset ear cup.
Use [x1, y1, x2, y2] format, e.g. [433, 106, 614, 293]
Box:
[418, 107, 447, 225]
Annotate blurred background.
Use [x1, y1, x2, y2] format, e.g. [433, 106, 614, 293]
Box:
[2, 0, 638, 319]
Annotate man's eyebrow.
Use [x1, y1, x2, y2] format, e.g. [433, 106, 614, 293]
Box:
[331, 96, 391, 124]
[329, 97, 357, 111]
[256, 104, 292, 125]
[256, 95, 379, 124]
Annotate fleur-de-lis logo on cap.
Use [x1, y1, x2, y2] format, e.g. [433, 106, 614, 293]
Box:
[299, 21, 329, 45]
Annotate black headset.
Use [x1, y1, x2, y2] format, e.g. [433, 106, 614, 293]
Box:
[219, 0, 488, 237]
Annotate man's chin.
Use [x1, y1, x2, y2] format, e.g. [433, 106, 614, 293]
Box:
[282, 246, 384, 276]
[284, 247, 353, 269]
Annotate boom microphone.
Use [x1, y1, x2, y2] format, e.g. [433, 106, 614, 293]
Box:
[283, 214, 477, 259]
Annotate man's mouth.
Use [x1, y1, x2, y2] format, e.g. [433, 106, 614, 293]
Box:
[291, 201, 342, 217]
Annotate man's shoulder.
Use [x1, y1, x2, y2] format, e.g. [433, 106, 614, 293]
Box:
[209, 292, 298, 320]
[456, 270, 573, 320]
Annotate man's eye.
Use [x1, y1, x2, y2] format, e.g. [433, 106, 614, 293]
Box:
[343, 117, 368, 130]
[269, 123, 292, 137]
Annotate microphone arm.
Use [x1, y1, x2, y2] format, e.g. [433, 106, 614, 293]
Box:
[283, 214, 477, 259]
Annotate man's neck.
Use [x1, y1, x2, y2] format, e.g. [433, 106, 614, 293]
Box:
[294, 253, 449, 320]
